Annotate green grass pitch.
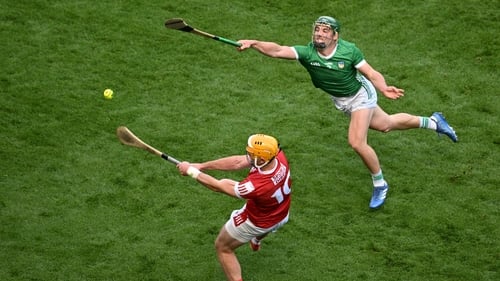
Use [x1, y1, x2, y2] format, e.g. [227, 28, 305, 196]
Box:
[1, 1, 498, 280]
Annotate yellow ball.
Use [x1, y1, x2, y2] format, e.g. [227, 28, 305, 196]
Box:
[103, 89, 113, 100]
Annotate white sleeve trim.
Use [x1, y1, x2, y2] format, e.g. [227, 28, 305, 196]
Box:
[234, 181, 255, 198]
[233, 182, 242, 198]
[291, 47, 299, 60]
[355, 59, 367, 69]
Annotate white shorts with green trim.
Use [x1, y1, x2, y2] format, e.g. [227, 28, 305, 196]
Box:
[331, 77, 377, 115]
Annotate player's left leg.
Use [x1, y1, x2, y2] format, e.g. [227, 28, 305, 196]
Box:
[250, 214, 288, 251]
[370, 107, 458, 142]
[249, 233, 268, 251]
[369, 106, 420, 132]
[215, 226, 246, 281]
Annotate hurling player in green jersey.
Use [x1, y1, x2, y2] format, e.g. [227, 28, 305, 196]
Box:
[237, 16, 458, 209]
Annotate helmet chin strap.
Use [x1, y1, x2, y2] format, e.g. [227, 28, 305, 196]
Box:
[246, 154, 269, 170]
[253, 157, 269, 169]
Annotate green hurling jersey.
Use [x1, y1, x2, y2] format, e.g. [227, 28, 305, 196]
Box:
[293, 39, 365, 97]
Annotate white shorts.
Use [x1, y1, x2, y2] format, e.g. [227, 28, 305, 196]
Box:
[224, 207, 289, 243]
[331, 76, 377, 115]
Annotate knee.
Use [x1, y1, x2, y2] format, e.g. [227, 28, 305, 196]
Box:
[214, 238, 222, 252]
[381, 127, 391, 133]
[371, 123, 391, 133]
[214, 237, 230, 254]
[348, 138, 365, 152]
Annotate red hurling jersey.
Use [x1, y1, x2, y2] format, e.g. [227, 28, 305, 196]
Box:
[235, 150, 292, 228]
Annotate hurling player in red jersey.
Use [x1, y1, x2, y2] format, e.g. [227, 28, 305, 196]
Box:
[177, 134, 292, 281]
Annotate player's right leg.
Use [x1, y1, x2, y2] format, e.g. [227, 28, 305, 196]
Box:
[215, 226, 245, 281]
[349, 108, 380, 174]
[350, 109, 389, 209]
[350, 108, 390, 208]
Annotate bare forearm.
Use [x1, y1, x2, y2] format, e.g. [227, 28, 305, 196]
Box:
[250, 41, 284, 57]
[367, 70, 389, 92]
[196, 175, 237, 195]
[193, 173, 217, 191]
[179, 163, 239, 197]
[238, 40, 296, 59]
[366, 70, 405, 99]
[198, 155, 249, 171]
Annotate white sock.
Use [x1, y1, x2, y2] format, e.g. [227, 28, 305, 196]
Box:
[371, 170, 386, 187]
[420, 116, 437, 130]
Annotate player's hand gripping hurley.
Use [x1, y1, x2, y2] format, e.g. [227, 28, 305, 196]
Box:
[116, 126, 180, 165]
[165, 18, 241, 47]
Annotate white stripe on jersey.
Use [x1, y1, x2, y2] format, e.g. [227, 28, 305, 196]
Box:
[236, 181, 255, 197]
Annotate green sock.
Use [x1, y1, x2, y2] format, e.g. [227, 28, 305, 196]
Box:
[371, 170, 385, 187]
[420, 117, 437, 130]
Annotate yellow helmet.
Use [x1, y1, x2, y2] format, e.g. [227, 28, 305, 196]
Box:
[246, 134, 279, 168]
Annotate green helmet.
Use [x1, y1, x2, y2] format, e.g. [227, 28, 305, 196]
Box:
[314, 16, 341, 33]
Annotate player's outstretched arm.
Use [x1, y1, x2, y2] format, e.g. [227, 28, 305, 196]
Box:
[177, 161, 239, 197]
[358, 62, 404, 100]
[193, 155, 250, 171]
[237, 40, 296, 59]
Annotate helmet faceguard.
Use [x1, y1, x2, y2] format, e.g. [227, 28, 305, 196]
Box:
[246, 134, 279, 169]
[312, 16, 341, 49]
